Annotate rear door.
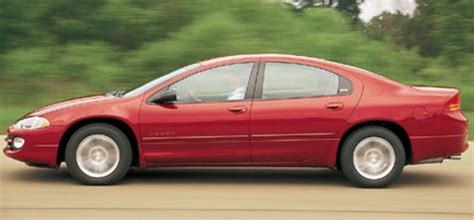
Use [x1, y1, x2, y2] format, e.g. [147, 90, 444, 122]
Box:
[250, 61, 360, 164]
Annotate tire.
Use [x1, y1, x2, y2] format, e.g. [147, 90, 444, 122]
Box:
[65, 123, 132, 185]
[340, 126, 405, 188]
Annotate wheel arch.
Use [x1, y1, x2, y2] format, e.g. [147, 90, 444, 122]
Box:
[57, 117, 141, 168]
[337, 120, 412, 167]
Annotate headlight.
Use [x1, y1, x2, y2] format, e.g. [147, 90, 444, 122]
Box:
[13, 117, 50, 130]
[12, 137, 25, 149]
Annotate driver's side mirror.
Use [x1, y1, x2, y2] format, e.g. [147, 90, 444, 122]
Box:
[149, 89, 177, 104]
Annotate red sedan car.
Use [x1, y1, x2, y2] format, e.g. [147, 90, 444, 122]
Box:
[4, 54, 469, 187]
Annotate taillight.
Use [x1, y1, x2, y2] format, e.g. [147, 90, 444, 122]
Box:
[445, 93, 461, 112]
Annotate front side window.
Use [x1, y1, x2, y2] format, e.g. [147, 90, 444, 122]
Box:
[261, 62, 350, 100]
[168, 63, 253, 103]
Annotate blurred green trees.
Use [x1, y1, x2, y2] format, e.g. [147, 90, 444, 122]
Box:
[336, 0, 360, 22]
[364, 0, 473, 65]
[0, 0, 472, 128]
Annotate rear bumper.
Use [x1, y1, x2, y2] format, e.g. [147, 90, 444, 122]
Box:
[410, 133, 469, 164]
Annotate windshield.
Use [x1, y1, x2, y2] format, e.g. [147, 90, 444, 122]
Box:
[123, 63, 201, 97]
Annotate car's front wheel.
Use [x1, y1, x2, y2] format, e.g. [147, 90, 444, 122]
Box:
[340, 126, 405, 188]
[65, 123, 132, 185]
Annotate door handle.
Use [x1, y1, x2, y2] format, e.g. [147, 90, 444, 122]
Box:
[325, 102, 344, 111]
[228, 106, 247, 113]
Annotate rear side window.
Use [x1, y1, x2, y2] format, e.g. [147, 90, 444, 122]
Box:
[261, 62, 352, 100]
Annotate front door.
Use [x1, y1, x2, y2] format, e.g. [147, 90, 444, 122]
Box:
[140, 62, 258, 165]
[250, 62, 360, 164]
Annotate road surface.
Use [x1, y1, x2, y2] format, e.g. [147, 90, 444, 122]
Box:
[1, 136, 472, 220]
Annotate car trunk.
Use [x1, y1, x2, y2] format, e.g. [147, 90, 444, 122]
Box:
[411, 86, 461, 112]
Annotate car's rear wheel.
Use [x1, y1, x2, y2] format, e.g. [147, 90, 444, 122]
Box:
[340, 126, 405, 188]
[65, 123, 132, 185]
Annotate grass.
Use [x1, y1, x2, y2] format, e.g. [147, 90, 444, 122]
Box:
[0, 105, 31, 131]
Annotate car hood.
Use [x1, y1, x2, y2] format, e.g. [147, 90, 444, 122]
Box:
[27, 94, 115, 117]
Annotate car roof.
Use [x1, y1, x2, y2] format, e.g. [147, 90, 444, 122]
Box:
[200, 54, 405, 88]
[200, 54, 328, 65]
[201, 54, 370, 74]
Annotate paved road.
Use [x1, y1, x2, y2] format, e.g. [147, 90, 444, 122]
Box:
[1, 136, 472, 220]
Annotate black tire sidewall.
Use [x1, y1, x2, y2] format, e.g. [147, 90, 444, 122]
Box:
[340, 126, 406, 188]
[65, 123, 132, 185]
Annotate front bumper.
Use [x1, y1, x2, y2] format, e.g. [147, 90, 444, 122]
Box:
[3, 127, 63, 168]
